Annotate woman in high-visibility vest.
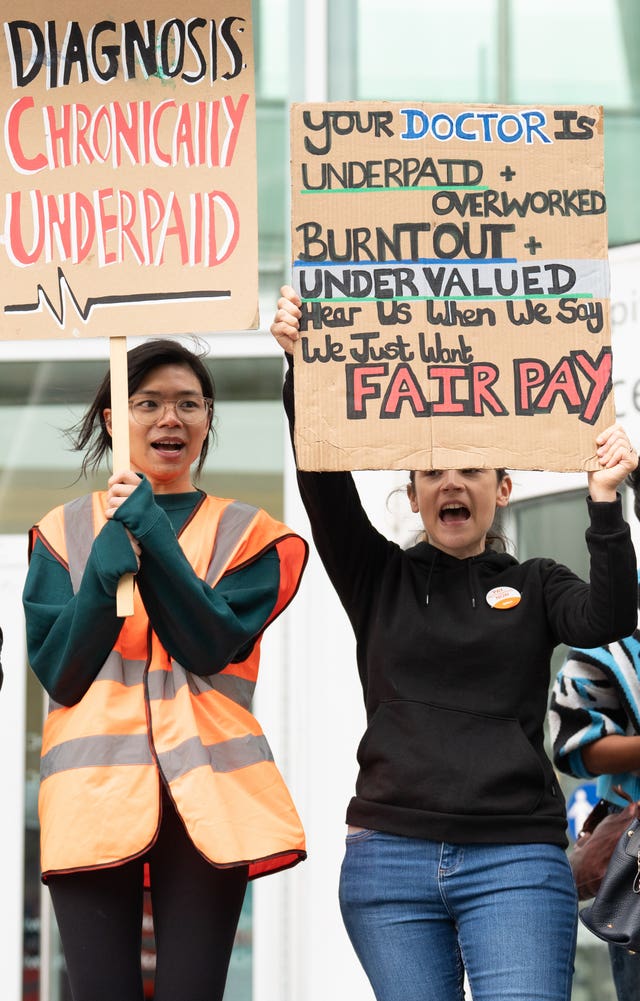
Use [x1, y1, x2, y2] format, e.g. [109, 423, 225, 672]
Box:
[23, 338, 308, 1001]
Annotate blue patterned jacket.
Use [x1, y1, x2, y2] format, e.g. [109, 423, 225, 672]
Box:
[550, 571, 640, 807]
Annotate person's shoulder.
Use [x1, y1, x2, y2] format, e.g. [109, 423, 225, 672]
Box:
[39, 491, 97, 519]
[200, 493, 256, 511]
[200, 495, 303, 548]
[516, 555, 558, 573]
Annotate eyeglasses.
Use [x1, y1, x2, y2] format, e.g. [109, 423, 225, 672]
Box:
[129, 396, 213, 426]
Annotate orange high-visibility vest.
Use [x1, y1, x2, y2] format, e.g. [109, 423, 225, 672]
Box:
[32, 491, 308, 880]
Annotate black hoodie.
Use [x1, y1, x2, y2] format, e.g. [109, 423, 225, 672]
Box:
[284, 363, 638, 846]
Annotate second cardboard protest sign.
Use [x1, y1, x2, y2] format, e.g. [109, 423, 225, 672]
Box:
[290, 101, 611, 472]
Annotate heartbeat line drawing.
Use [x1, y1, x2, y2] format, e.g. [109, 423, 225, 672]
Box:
[3, 269, 231, 328]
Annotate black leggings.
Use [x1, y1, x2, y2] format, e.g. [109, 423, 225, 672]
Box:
[47, 788, 248, 1001]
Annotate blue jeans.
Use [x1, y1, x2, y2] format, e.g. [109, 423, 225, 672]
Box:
[609, 943, 640, 1001]
[339, 829, 578, 1001]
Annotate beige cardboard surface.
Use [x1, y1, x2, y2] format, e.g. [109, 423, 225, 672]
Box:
[290, 101, 612, 472]
[0, 2, 257, 339]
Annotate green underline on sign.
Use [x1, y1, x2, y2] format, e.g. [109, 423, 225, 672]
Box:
[301, 293, 595, 302]
[300, 185, 489, 194]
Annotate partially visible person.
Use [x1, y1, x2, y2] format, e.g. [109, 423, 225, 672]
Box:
[551, 463, 640, 1001]
[23, 338, 308, 1001]
[271, 284, 639, 1001]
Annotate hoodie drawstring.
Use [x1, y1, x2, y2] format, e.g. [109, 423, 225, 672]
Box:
[425, 552, 479, 609]
[468, 561, 477, 609]
[425, 552, 437, 606]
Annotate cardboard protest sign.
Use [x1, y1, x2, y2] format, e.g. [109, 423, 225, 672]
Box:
[290, 101, 611, 472]
[0, 1, 257, 339]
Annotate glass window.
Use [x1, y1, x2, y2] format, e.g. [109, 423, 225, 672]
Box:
[352, 0, 499, 101]
[603, 112, 640, 247]
[510, 1, 631, 106]
[510, 0, 640, 246]
[254, 0, 289, 100]
[257, 100, 289, 284]
[510, 489, 588, 572]
[330, 0, 640, 245]
[255, 0, 291, 294]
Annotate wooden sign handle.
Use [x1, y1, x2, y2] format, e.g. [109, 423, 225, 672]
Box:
[110, 336, 135, 617]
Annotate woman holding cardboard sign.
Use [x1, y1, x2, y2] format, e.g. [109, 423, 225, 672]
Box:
[271, 285, 638, 1001]
[23, 338, 308, 1001]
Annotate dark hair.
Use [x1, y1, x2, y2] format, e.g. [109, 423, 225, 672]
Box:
[627, 464, 640, 523]
[408, 468, 510, 553]
[70, 338, 216, 479]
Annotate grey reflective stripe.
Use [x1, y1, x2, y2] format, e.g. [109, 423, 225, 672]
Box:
[63, 495, 95, 594]
[187, 672, 255, 709]
[41, 733, 153, 780]
[100, 653, 146, 687]
[46, 655, 146, 718]
[205, 500, 259, 586]
[41, 730, 270, 782]
[146, 660, 255, 709]
[158, 733, 273, 782]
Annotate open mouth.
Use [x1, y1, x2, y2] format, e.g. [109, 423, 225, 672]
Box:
[439, 503, 470, 523]
[151, 440, 185, 453]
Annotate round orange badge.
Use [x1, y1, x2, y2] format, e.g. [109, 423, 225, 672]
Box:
[486, 586, 521, 609]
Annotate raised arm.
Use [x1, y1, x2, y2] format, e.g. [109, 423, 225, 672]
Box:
[271, 285, 394, 632]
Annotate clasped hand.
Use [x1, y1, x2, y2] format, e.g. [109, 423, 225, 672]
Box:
[589, 425, 639, 502]
[105, 469, 142, 568]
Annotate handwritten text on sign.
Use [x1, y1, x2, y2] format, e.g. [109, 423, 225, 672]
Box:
[290, 102, 611, 472]
[0, 1, 258, 338]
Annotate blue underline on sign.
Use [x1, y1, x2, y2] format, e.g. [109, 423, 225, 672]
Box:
[293, 258, 519, 267]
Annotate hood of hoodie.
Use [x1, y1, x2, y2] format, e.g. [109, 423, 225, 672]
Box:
[407, 540, 518, 572]
[406, 541, 519, 608]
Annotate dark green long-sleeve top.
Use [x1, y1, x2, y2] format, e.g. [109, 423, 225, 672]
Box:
[23, 478, 281, 707]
